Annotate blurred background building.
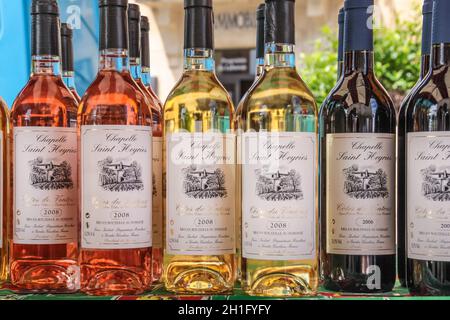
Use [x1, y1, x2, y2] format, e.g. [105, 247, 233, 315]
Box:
[0, 0, 418, 107]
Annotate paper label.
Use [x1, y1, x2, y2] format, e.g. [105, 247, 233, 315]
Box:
[242, 132, 317, 261]
[166, 132, 236, 256]
[13, 127, 78, 244]
[326, 133, 396, 255]
[81, 125, 152, 249]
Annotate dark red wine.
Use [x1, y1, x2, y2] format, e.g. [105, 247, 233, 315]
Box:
[319, 0, 396, 293]
[406, 0, 450, 296]
[397, 0, 433, 288]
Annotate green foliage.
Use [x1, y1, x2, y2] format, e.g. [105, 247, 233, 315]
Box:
[300, 15, 422, 106]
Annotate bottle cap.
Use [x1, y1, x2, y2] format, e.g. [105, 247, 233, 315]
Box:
[184, 0, 214, 49]
[141, 16, 150, 68]
[61, 23, 74, 72]
[99, 0, 129, 51]
[431, 0, 450, 45]
[128, 3, 141, 58]
[422, 0, 433, 55]
[31, 0, 61, 56]
[338, 7, 345, 62]
[264, 0, 296, 45]
[344, 0, 374, 52]
[256, 4, 265, 59]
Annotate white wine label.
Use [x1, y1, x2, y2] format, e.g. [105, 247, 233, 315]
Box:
[166, 132, 236, 256]
[152, 136, 163, 248]
[0, 133, 3, 249]
[81, 125, 152, 249]
[242, 132, 317, 261]
[407, 132, 450, 262]
[326, 133, 396, 255]
[13, 127, 78, 245]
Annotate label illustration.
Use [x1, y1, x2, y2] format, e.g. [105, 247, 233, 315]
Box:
[166, 132, 236, 256]
[14, 127, 78, 245]
[242, 132, 317, 261]
[326, 133, 396, 255]
[407, 132, 450, 261]
[81, 125, 152, 250]
[153, 137, 163, 248]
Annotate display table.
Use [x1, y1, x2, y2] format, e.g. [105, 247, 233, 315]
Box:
[0, 282, 445, 300]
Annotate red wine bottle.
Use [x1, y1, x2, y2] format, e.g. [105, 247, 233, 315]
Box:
[397, 0, 433, 289]
[319, 0, 396, 293]
[406, 0, 450, 295]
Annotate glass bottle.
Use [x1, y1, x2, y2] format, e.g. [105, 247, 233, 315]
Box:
[235, 2, 265, 284]
[320, 0, 396, 293]
[78, 0, 153, 296]
[406, 0, 450, 295]
[140, 14, 164, 284]
[163, 0, 236, 294]
[9, 0, 79, 293]
[61, 23, 81, 103]
[239, 0, 318, 297]
[0, 97, 9, 283]
[397, 0, 433, 289]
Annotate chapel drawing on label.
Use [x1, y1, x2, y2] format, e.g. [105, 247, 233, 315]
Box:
[255, 167, 303, 201]
[343, 164, 389, 199]
[98, 157, 144, 192]
[182, 165, 227, 199]
[421, 165, 450, 202]
[29, 157, 74, 190]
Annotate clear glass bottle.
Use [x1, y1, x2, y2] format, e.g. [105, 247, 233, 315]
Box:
[320, 0, 396, 293]
[163, 0, 236, 294]
[78, 0, 153, 296]
[0, 97, 9, 283]
[140, 14, 164, 284]
[406, 0, 450, 295]
[9, 0, 79, 293]
[238, 0, 318, 297]
[397, 0, 433, 289]
[61, 23, 81, 103]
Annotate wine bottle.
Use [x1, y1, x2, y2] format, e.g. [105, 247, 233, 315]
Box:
[337, 7, 345, 79]
[0, 97, 9, 283]
[128, 4, 164, 285]
[320, 0, 396, 293]
[78, 0, 153, 296]
[163, 0, 236, 294]
[406, 0, 450, 295]
[234, 2, 265, 284]
[61, 23, 81, 103]
[10, 0, 79, 293]
[239, 0, 318, 297]
[398, 0, 433, 289]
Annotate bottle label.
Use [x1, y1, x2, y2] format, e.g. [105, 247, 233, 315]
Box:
[166, 132, 236, 256]
[242, 132, 317, 261]
[81, 125, 152, 249]
[13, 127, 78, 245]
[407, 132, 450, 262]
[152, 136, 163, 248]
[326, 133, 396, 255]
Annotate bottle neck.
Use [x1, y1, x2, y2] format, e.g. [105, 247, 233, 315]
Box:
[343, 51, 374, 75]
[31, 55, 61, 76]
[141, 66, 152, 87]
[265, 43, 296, 69]
[431, 43, 450, 69]
[184, 48, 215, 72]
[337, 61, 344, 80]
[62, 71, 76, 89]
[130, 57, 142, 81]
[99, 49, 129, 72]
[256, 57, 265, 77]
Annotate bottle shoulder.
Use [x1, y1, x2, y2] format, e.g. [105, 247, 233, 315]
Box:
[11, 75, 78, 119]
[240, 67, 317, 114]
[321, 72, 395, 115]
